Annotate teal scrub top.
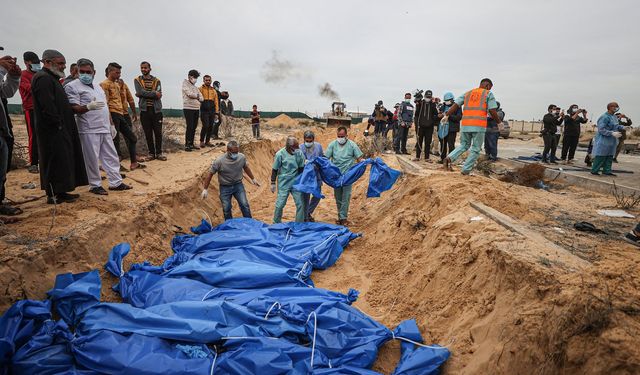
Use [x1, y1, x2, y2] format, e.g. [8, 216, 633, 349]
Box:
[272, 148, 305, 188]
[325, 139, 364, 173]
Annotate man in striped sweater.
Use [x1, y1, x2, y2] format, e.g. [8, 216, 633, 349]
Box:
[134, 61, 166, 160]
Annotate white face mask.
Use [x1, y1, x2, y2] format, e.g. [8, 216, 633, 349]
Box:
[189, 77, 197, 84]
[444, 100, 453, 105]
[304, 141, 314, 148]
[337, 137, 347, 145]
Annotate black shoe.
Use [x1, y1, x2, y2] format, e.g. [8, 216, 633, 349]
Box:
[624, 231, 640, 247]
[541, 159, 549, 164]
[613, 159, 618, 163]
[603, 173, 617, 176]
[47, 193, 78, 204]
[109, 183, 133, 191]
[402, 151, 410, 155]
[89, 186, 108, 195]
[0, 204, 22, 216]
[550, 160, 558, 165]
[590, 172, 601, 176]
[27, 165, 39, 174]
[185, 146, 193, 152]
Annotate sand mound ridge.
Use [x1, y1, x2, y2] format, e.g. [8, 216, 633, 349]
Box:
[267, 113, 299, 127]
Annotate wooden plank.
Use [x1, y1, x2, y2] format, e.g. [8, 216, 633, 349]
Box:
[470, 201, 590, 270]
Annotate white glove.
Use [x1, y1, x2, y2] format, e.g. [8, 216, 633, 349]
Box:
[87, 100, 105, 111]
[498, 122, 504, 131]
[612, 131, 622, 139]
[441, 116, 449, 123]
[270, 183, 276, 193]
[200, 189, 208, 199]
[251, 179, 260, 187]
[110, 124, 117, 139]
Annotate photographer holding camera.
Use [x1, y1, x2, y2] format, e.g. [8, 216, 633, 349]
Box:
[614, 113, 633, 163]
[367, 100, 388, 137]
[560, 104, 588, 164]
[541, 104, 564, 164]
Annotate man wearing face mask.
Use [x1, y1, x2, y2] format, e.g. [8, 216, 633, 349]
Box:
[443, 78, 503, 175]
[271, 136, 306, 223]
[19, 51, 41, 174]
[591, 102, 626, 176]
[614, 113, 632, 163]
[201, 140, 259, 220]
[182, 69, 203, 151]
[31, 49, 88, 204]
[325, 126, 364, 225]
[541, 104, 564, 164]
[439, 92, 461, 162]
[65, 58, 131, 195]
[395, 93, 414, 154]
[414, 89, 439, 162]
[299, 130, 324, 222]
[560, 104, 588, 164]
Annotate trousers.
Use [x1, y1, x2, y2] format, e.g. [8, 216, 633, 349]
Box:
[140, 110, 163, 156]
[334, 184, 353, 220]
[219, 182, 252, 220]
[111, 112, 137, 163]
[415, 126, 434, 159]
[24, 109, 38, 166]
[542, 133, 559, 161]
[561, 134, 579, 161]
[183, 109, 200, 147]
[484, 131, 499, 160]
[440, 131, 457, 160]
[448, 130, 486, 173]
[591, 155, 613, 174]
[78, 133, 123, 188]
[274, 188, 306, 223]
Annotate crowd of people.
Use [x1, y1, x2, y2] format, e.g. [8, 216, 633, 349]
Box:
[0, 48, 638, 247]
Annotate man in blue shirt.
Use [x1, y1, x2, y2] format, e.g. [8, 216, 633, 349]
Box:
[299, 130, 323, 222]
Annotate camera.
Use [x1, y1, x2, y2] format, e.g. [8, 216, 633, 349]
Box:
[413, 89, 424, 102]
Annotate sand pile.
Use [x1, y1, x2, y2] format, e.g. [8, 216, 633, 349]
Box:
[267, 113, 299, 127]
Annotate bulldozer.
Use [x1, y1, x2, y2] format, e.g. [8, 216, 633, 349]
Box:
[326, 102, 352, 127]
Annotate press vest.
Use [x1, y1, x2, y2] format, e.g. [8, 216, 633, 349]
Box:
[461, 88, 489, 128]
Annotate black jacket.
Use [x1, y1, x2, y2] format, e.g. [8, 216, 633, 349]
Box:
[563, 114, 588, 137]
[415, 100, 439, 128]
[32, 68, 88, 194]
[447, 106, 463, 132]
[542, 113, 563, 135]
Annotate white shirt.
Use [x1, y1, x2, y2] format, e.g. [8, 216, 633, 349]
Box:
[64, 78, 111, 134]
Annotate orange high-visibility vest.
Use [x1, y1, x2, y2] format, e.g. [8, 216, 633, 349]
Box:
[461, 88, 489, 128]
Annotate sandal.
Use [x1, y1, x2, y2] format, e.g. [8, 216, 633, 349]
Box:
[130, 163, 147, 170]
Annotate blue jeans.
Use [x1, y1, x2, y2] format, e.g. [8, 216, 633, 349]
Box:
[484, 131, 499, 160]
[219, 182, 252, 220]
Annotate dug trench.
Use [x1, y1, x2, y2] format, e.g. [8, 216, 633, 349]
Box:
[1, 130, 640, 374]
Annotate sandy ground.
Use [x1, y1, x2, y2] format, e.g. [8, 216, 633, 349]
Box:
[1, 116, 640, 374]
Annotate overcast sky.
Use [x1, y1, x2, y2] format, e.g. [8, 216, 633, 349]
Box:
[3, 0, 639, 121]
